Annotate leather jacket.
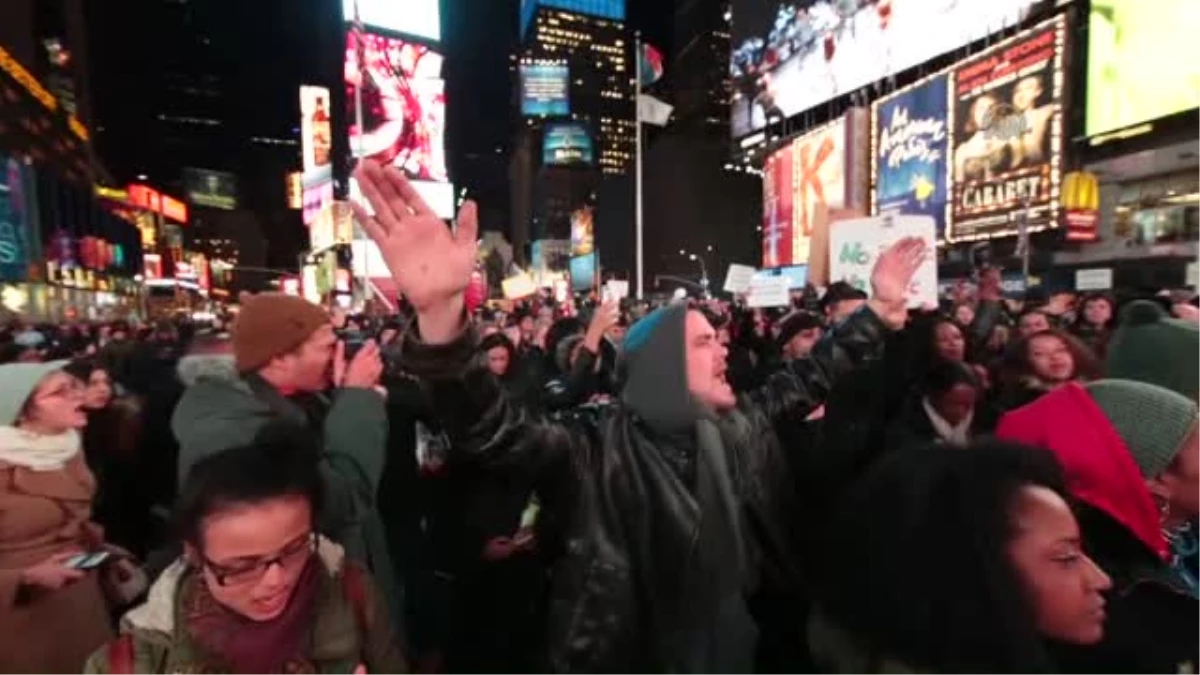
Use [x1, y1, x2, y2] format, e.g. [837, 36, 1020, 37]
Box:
[398, 306, 890, 672]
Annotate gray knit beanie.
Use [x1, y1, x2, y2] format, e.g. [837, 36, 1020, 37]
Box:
[1086, 379, 1198, 478]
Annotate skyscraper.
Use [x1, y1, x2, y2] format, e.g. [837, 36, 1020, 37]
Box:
[670, 0, 732, 138]
[511, 0, 632, 258]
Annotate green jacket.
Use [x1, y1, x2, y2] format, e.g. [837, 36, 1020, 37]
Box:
[83, 539, 407, 673]
[170, 355, 400, 622]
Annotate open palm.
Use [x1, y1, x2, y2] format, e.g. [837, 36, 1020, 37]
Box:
[351, 161, 478, 313]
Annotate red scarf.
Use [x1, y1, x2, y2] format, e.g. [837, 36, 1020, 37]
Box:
[185, 557, 322, 673]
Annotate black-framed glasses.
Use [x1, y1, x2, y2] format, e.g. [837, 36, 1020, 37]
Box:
[201, 532, 316, 587]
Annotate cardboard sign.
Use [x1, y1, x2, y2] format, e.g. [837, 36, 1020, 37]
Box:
[808, 205, 864, 287]
[829, 214, 938, 308]
[723, 264, 757, 293]
[747, 275, 791, 308]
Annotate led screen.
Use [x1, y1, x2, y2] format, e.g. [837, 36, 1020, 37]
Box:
[1086, 0, 1200, 137]
[299, 85, 333, 174]
[521, 63, 570, 117]
[345, 31, 447, 182]
[543, 122, 594, 165]
[343, 0, 440, 42]
[730, 0, 1039, 138]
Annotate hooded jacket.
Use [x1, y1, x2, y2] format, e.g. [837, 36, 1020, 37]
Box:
[996, 384, 1198, 673]
[83, 538, 406, 673]
[398, 303, 889, 672]
[169, 355, 400, 624]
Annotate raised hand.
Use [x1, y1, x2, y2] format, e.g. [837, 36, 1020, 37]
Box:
[352, 161, 478, 343]
[867, 237, 928, 329]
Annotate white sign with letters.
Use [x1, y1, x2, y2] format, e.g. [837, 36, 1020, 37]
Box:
[829, 214, 938, 308]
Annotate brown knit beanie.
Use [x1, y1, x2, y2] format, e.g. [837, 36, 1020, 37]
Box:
[233, 293, 330, 373]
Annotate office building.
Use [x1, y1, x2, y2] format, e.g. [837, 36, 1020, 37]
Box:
[670, 0, 732, 137]
[511, 0, 632, 257]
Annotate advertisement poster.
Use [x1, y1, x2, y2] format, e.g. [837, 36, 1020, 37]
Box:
[949, 18, 1064, 241]
[543, 122, 594, 165]
[299, 86, 332, 174]
[729, 0, 1039, 138]
[791, 117, 847, 265]
[345, 32, 447, 183]
[520, 63, 570, 117]
[1086, 0, 1200, 137]
[873, 74, 950, 237]
[830, 214, 938, 308]
[570, 206, 594, 256]
[761, 142, 794, 268]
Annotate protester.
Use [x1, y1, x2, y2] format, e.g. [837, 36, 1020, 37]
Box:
[820, 281, 868, 325]
[353, 160, 926, 671]
[0, 361, 141, 672]
[84, 424, 407, 673]
[997, 379, 1199, 672]
[1106, 299, 1199, 399]
[170, 293, 400, 621]
[1071, 292, 1115, 357]
[810, 441, 1112, 672]
[886, 360, 995, 448]
[999, 329, 1096, 410]
[1017, 309, 1053, 338]
[64, 359, 155, 558]
[776, 310, 823, 361]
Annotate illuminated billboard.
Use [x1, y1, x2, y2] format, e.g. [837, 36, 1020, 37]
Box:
[300, 85, 333, 174]
[520, 63, 569, 117]
[343, 0, 441, 42]
[345, 31, 447, 182]
[543, 122, 594, 165]
[872, 73, 951, 237]
[730, 0, 1040, 138]
[948, 18, 1065, 241]
[1086, 0, 1200, 138]
[762, 110, 869, 268]
[182, 168, 237, 210]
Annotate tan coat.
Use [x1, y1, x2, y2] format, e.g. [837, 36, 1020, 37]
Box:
[0, 454, 114, 673]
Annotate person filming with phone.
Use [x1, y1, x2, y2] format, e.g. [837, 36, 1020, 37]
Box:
[170, 293, 400, 625]
[0, 361, 144, 671]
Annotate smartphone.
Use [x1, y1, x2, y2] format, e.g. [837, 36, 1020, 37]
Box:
[65, 551, 111, 570]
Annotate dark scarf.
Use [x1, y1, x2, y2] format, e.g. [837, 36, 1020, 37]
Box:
[621, 304, 757, 672]
[185, 557, 322, 673]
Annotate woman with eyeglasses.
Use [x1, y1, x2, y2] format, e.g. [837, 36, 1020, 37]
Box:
[0, 361, 142, 672]
[86, 423, 407, 674]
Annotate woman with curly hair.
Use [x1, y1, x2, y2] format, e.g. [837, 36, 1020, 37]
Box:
[998, 329, 1101, 411]
[809, 440, 1112, 672]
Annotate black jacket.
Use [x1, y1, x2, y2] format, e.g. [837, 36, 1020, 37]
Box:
[398, 307, 889, 672]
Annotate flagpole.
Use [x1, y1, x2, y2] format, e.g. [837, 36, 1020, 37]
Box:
[352, 0, 371, 308]
[635, 32, 644, 300]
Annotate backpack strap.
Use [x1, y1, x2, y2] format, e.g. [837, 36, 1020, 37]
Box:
[107, 635, 136, 675]
[341, 561, 370, 633]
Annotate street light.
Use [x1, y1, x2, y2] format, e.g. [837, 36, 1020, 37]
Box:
[683, 251, 710, 296]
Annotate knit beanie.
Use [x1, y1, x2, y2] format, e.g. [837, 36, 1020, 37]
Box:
[232, 294, 330, 373]
[1086, 379, 1198, 478]
[1106, 301, 1199, 399]
[0, 361, 70, 425]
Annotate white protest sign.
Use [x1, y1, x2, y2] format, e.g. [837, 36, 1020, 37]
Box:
[603, 279, 629, 300]
[723, 264, 757, 294]
[828, 214, 937, 308]
[746, 275, 791, 308]
[1186, 261, 1197, 287]
[501, 273, 537, 299]
[1074, 268, 1113, 291]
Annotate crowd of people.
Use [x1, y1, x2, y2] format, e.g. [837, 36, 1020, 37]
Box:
[0, 161, 1195, 673]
